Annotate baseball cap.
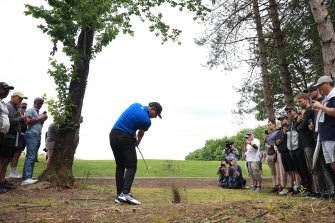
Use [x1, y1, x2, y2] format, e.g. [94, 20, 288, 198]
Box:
[149, 102, 162, 119]
[277, 115, 288, 120]
[313, 76, 333, 87]
[246, 131, 255, 135]
[0, 82, 14, 90]
[11, 91, 28, 99]
[285, 106, 297, 111]
[303, 83, 317, 93]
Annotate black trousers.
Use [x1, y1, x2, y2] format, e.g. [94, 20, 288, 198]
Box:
[290, 148, 313, 191]
[109, 129, 137, 195]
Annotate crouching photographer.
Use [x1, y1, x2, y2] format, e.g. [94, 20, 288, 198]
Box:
[227, 160, 246, 189]
[217, 160, 229, 188]
[223, 141, 240, 162]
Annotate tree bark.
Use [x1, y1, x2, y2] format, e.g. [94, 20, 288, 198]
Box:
[309, 0, 335, 78]
[268, 0, 294, 107]
[39, 27, 94, 187]
[253, 0, 275, 121]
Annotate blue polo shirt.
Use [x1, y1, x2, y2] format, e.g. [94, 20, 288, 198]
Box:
[25, 107, 43, 135]
[113, 103, 151, 135]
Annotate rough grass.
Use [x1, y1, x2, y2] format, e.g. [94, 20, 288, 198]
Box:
[13, 157, 271, 178]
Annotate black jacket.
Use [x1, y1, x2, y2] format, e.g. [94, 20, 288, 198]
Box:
[276, 127, 288, 153]
[296, 106, 315, 148]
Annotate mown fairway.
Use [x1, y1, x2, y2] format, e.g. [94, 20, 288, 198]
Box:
[13, 157, 271, 178]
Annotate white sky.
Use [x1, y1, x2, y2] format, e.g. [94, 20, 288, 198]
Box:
[1, 1, 265, 160]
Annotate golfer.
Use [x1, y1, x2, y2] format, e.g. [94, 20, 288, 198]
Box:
[110, 102, 162, 205]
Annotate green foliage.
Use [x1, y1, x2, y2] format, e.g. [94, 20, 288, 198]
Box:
[185, 124, 268, 161]
[24, 0, 211, 127]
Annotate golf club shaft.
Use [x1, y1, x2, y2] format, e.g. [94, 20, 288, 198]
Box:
[137, 147, 149, 170]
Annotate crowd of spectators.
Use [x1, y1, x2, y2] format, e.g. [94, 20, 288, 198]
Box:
[0, 82, 48, 193]
[217, 76, 335, 200]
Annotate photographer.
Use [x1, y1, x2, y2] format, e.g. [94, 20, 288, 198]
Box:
[217, 160, 229, 188]
[243, 131, 262, 192]
[228, 160, 246, 189]
[222, 141, 240, 162]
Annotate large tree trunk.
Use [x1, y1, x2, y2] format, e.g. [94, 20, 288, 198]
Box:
[39, 28, 94, 187]
[253, 0, 275, 121]
[309, 0, 335, 78]
[268, 0, 294, 107]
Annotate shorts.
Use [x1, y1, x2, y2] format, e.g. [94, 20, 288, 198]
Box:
[0, 137, 16, 159]
[248, 161, 262, 180]
[280, 151, 295, 171]
[322, 141, 335, 164]
[45, 141, 55, 158]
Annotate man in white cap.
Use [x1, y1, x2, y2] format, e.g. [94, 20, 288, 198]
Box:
[0, 91, 28, 191]
[312, 76, 335, 174]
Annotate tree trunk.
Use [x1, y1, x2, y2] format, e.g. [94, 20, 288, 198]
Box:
[309, 0, 335, 78]
[253, 0, 275, 121]
[268, 0, 294, 107]
[39, 27, 94, 187]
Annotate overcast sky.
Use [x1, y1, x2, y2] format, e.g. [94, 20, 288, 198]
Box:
[1, 1, 265, 160]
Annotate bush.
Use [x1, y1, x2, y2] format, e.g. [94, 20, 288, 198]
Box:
[185, 124, 268, 161]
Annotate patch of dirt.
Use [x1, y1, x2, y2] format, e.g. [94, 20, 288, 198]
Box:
[0, 178, 334, 223]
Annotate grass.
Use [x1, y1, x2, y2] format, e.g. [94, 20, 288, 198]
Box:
[13, 156, 271, 178]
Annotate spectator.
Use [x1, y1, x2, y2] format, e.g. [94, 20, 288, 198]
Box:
[296, 92, 330, 197]
[0, 82, 14, 194]
[243, 131, 262, 192]
[228, 160, 246, 189]
[1, 92, 28, 190]
[222, 141, 239, 162]
[276, 115, 301, 195]
[264, 120, 280, 193]
[313, 76, 335, 175]
[217, 160, 229, 188]
[283, 106, 313, 196]
[307, 83, 335, 196]
[45, 121, 59, 168]
[9, 102, 27, 178]
[22, 97, 48, 185]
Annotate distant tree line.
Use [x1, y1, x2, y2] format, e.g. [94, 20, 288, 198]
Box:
[185, 125, 268, 161]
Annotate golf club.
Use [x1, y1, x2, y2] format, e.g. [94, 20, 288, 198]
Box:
[137, 146, 151, 171]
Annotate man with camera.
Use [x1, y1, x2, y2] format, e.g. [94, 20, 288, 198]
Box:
[243, 131, 262, 192]
[22, 97, 48, 185]
[223, 141, 239, 162]
[228, 160, 246, 189]
[217, 160, 229, 188]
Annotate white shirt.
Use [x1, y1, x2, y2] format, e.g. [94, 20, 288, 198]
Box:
[246, 138, 261, 162]
[0, 99, 10, 134]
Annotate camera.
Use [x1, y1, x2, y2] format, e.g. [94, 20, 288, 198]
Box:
[282, 123, 288, 128]
[43, 111, 47, 115]
[308, 119, 313, 125]
[265, 130, 269, 135]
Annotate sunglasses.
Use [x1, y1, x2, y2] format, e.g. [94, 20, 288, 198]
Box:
[21, 106, 27, 109]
